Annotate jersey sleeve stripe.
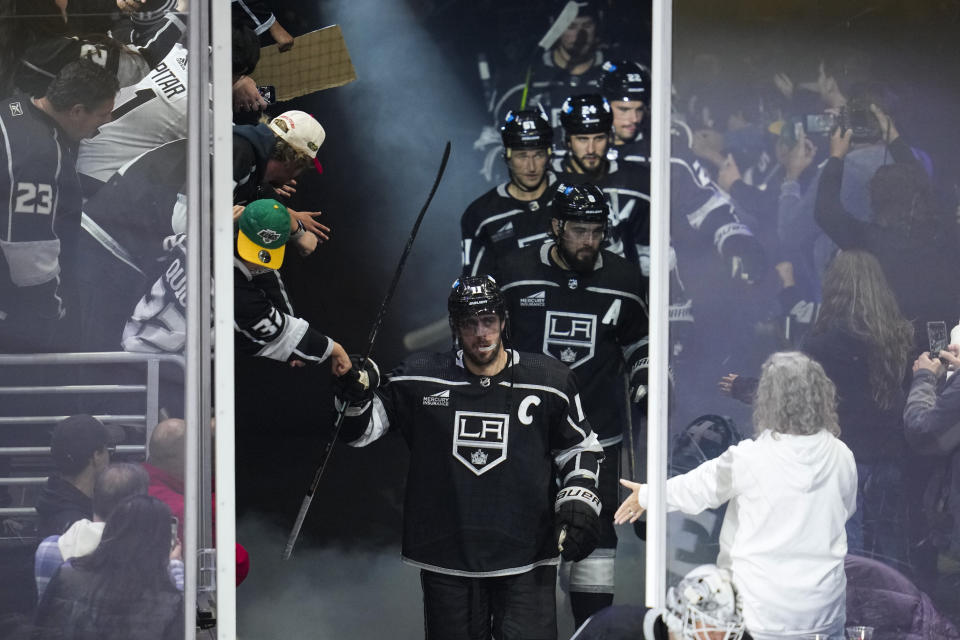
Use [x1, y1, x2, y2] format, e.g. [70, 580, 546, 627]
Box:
[500, 280, 561, 292]
[499, 380, 568, 403]
[389, 375, 472, 386]
[566, 415, 586, 440]
[554, 431, 602, 468]
[346, 396, 390, 447]
[472, 208, 523, 236]
[583, 286, 644, 306]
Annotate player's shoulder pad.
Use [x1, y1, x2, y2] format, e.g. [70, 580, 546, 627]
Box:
[598, 250, 647, 286]
[389, 350, 461, 381]
[512, 350, 579, 393]
[494, 242, 546, 281]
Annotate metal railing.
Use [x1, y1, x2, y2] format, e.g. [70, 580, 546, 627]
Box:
[0, 351, 184, 518]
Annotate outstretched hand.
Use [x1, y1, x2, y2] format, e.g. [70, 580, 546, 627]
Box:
[718, 373, 739, 395]
[613, 479, 646, 525]
[290, 209, 331, 242]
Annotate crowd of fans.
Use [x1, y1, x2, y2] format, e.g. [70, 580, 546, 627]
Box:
[1, 0, 960, 638]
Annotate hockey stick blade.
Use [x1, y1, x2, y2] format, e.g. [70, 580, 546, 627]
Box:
[282, 141, 452, 560]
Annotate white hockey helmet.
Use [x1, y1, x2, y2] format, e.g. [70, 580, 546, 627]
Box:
[665, 565, 746, 640]
[269, 110, 326, 159]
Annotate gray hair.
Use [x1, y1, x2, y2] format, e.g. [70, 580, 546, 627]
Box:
[752, 352, 840, 438]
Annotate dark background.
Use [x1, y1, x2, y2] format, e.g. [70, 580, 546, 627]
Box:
[232, 1, 960, 637]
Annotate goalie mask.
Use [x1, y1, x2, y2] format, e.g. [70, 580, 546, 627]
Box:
[665, 565, 746, 640]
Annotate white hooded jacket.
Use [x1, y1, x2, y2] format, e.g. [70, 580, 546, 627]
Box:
[637, 429, 857, 637]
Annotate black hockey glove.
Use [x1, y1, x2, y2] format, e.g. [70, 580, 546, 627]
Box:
[333, 355, 380, 405]
[554, 485, 601, 562]
[628, 357, 648, 405]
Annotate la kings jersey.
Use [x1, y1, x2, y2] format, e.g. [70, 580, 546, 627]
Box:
[0, 96, 82, 335]
[122, 238, 335, 365]
[342, 349, 603, 577]
[551, 156, 650, 263]
[233, 257, 332, 364]
[460, 172, 557, 277]
[80, 138, 187, 276]
[122, 233, 187, 353]
[494, 242, 648, 444]
[78, 43, 188, 185]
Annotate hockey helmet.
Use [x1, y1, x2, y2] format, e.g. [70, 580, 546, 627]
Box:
[665, 565, 746, 640]
[448, 275, 508, 342]
[552, 183, 609, 231]
[600, 60, 649, 104]
[500, 106, 554, 153]
[559, 94, 613, 136]
[448, 275, 506, 324]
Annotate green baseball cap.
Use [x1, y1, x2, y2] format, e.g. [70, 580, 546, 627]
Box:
[237, 199, 290, 269]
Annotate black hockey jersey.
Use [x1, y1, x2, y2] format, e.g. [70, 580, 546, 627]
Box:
[494, 242, 648, 444]
[80, 138, 187, 277]
[459, 173, 557, 277]
[551, 156, 650, 263]
[0, 95, 82, 338]
[233, 257, 332, 364]
[341, 349, 603, 577]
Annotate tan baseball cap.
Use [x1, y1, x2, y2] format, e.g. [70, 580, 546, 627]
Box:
[268, 110, 325, 159]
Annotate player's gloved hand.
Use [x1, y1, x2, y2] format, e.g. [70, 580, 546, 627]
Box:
[553, 484, 601, 562]
[333, 355, 380, 405]
[628, 357, 648, 405]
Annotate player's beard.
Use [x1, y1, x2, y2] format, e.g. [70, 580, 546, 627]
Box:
[463, 338, 502, 369]
[558, 243, 599, 273]
[569, 153, 605, 181]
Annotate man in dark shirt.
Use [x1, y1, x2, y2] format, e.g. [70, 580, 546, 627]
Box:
[35, 415, 121, 539]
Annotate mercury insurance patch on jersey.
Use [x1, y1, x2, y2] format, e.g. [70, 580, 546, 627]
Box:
[453, 411, 509, 476]
[423, 389, 450, 407]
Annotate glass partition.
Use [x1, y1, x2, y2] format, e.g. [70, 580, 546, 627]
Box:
[0, 2, 207, 637]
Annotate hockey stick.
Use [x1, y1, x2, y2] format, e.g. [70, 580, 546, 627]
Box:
[282, 141, 452, 560]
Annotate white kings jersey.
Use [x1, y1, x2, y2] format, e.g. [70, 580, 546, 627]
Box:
[77, 43, 188, 184]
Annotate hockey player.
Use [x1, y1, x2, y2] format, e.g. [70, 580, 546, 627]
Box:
[460, 106, 558, 277]
[0, 59, 118, 352]
[488, 2, 606, 134]
[492, 183, 648, 627]
[599, 60, 650, 164]
[332, 275, 604, 640]
[570, 564, 747, 640]
[552, 93, 650, 262]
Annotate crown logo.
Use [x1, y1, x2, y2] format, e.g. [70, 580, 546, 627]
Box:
[560, 347, 577, 363]
[471, 449, 488, 466]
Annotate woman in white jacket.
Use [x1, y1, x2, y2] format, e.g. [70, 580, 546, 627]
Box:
[616, 351, 857, 640]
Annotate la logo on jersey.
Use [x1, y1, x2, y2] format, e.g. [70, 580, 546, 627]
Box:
[453, 411, 509, 476]
[542, 311, 596, 368]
